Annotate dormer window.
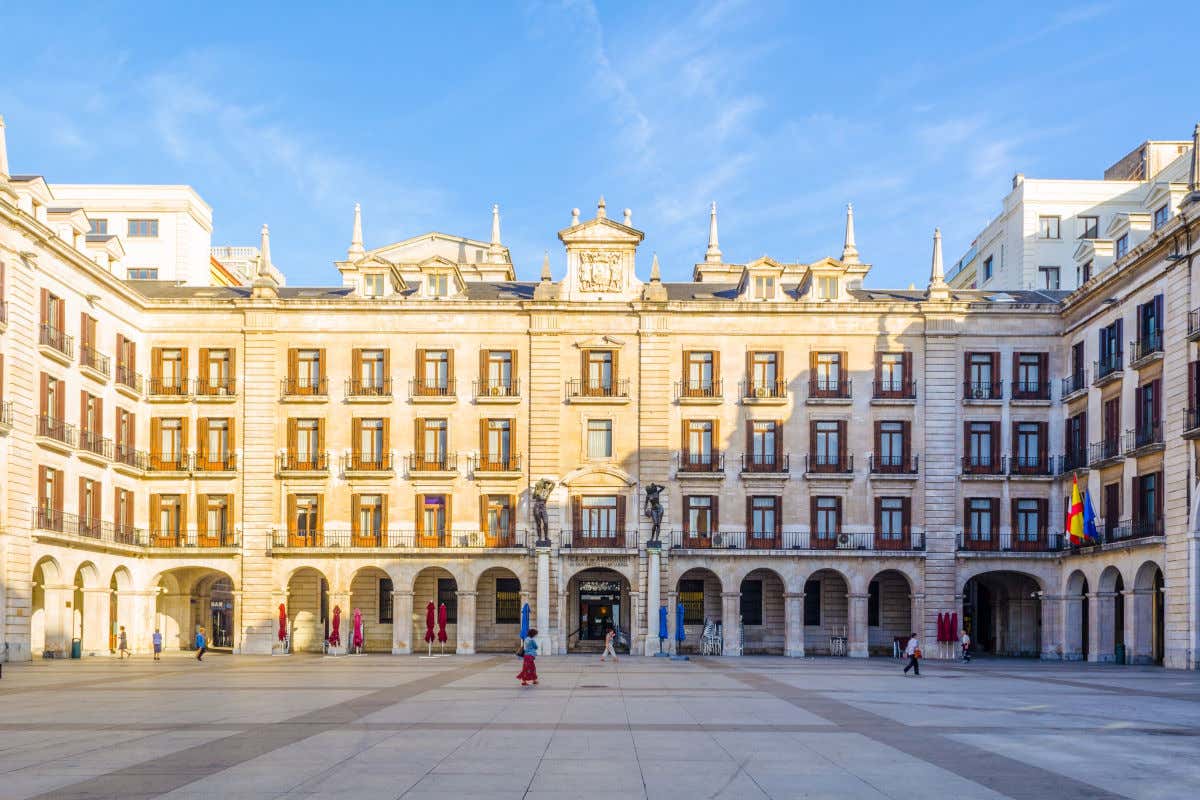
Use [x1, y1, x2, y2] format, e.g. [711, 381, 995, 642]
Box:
[1153, 205, 1169, 230]
[1115, 234, 1129, 259]
[90, 218, 108, 235]
[428, 273, 450, 298]
[753, 276, 775, 300]
[816, 276, 838, 300]
[363, 273, 386, 298]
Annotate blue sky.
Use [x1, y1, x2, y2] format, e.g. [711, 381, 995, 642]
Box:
[2, 1, 1196, 287]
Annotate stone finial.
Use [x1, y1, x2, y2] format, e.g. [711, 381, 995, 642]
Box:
[347, 202, 365, 260]
[927, 227, 950, 302]
[650, 253, 661, 281]
[571, 207, 580, 226]
[841, 203, 860, 264]
[534, 251, 558, 300]
[643, 252, 668, 302]
[252, 223, 279, 298]
[597, 195, 607, 219]
[259, 224, 272, 277]
[491, 203, 502, 245]
[0, 114, 9, 178]
[1189, 122, 1200, 194]
[705, 201, 722, 263]
[540, 250, 552, 282]
[623, 208, 632, 226]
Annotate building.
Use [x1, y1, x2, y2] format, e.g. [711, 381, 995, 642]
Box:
[210, 245, 286, 287]
[2, 114, 1199, 668]
[948, 136, 1194, 292]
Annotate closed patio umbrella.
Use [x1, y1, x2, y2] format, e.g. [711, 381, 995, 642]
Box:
[278, 603, 287, 642]
[676, 602, 686, 643]
[437, 602, 448, 648]
[937, 612, 946, 643]
[329, 606, 341, 648]
[520, 602, 530, 639]
[352, 608, 364, 652]
[424, 602, 435, 643]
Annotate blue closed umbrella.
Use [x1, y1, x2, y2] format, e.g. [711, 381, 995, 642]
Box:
[520, 603, 530, 639]
[658, 605, 668, 640]
[676, 602, 686, 642]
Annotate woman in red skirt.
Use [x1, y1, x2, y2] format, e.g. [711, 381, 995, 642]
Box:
[517, 628, 539, 686]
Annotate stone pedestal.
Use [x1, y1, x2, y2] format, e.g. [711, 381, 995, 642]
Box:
[536, 547, 552, 654]
[784, 591, 804, 657]
[645, 547, 661, 655]
[456, 591, 477, 654]
[721, 591, 742, 656]
[666, 590, 678, 654]
[392, 590, 414, 654]
[847, 592, 869, 658]
[328, 593, 350, 655]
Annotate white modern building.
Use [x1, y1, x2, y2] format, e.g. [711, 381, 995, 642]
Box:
[949, 137, 1194, 291]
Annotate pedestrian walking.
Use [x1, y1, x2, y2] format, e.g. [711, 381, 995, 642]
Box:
[117, 626, 131, 661]
[601, 625, 618, 662]
[195, 627, 207, 661]
[960, 629, 971, 663]
[902, 632, 921, 676]
[517, 628, 539, 686]
[152, 629, 163, 661]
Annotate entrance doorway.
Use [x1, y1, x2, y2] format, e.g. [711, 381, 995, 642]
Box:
[207, 577, 235, 648]
[580, 579, 621, 641]
[566, 568, 631, 652]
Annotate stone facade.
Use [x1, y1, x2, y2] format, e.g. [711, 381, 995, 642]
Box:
[2, 118, 1198, 668]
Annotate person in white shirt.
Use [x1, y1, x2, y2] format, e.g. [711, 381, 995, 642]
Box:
[960, 630, 971, 662]
[902, 633, 920, 676]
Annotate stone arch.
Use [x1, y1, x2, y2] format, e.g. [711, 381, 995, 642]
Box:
[153, 566, 238, 652]
[412, 566, 460, 653]
[71, 562, 103, 657]
[348, 565, 393, 653]
[804, 567, 850, 655]
[74, 561, 102, 588]
[1096, 565, 1126, 663]
[867, 568, 914, 657]
[286, 566, 330, 653]
[1131, 560, 1165, 665]
[475, 566, 523, 653]
[675, 567, 723, 654]
[962, 570, 1042, 657]
[1064, 569, 1090, 661]
[32, 556, 64, 656]
[739, 567, 786, 655]
[565, 566, 632, 653]
[956, 563, 1049, 597]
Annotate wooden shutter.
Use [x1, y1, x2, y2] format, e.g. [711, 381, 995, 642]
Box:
[150, 494, 162, 534]
[963, 498, 971, 535]
[39, 373, 49, 416]
[150, 347, 162, 383]
[379, 495, 388, 532]
[902, 498, 911, 535]
[286, 418, 297, 456]
[990, 498, 1000, 530]
[1011, 352, 1020, 395]
[990, 421, 1000, 467]
[94, 397, 103, 436]
[874, 352, 882, 389]
[990, 352, 1000, 395]
[129, 411, 136, 448]
[1190, 362, 1198, 409]
[1038, 421, 1048, 467]
[873, 420, 881, 462]
[351, 418, 362, 456]
[902, 351, 912, 391]
[380, 418, 389, 461]
[745, 350, 753, 392]
[478, 494, 487, 533]
[77, 477, 87, 521]
[352, 348, 363, 384]
[809, 350, 818, 386]
[40, 288, 49, 326]
[712, 494, 720, 531]
[227, 348, 236, 387]
[744, 423, 753, 462]
[286, 494, 297, 534]
[79, 391, 87, 432]
[150, 418, 162, 460]
[480, 418, 490, 456]
[288, 348, 298, 385]
[610, 349, 619, 390]
[416, 349, 427, 391]
[415, 494, 425, 535]
[197, 495, 208, 536]
[198, 348, 210, 388]
[571, 495, 582, 536]
[446, 349, 455, 385]
[480, 349, 489, 384]
[351, 495, 361, 537]
[748, 496, 756, 533]
[1038, 353, 1048, 395]
[837, 420, 847, 467]
[315, 495, 324, 532]
[775, 351, 784, 390]
[774, 420, 784, 462]
[682, 495, 691, 535]
[414, 418, 425, 459]
[1037, 498, 1048, 536]
[1152, 379, 1162, 428]
[712, 350, 720, 385]
[712, 418, 720, 456]
[1010, 498, 1019, 540]
[776, 496, 784, 536]
[901, 420, 911, 463]
[506, 495, 516, 536]
[808, 495, 817, 534]
[316, 418, 325, 461]
[616, 495, 627, 534]
[227, 417, 236, 458]
[197, 418, 209, 460]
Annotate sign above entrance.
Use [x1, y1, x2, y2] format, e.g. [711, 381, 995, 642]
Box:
[578, 580, 621, 594]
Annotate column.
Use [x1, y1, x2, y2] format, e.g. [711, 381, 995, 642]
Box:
[125, 590, 159, 654]
[456, 591, 477, 654]
[42, 585, 73, 656]
[80, 587, 110, 655]
[230, 590, 244, 653]
[1040, 594, 1064, 660]
[1129, 588, 1154, 664]
[910, 592, 927, 657]
[629, 590, 642, 655]
[392, 590, 414, 654]
[1063, 593, 1085, 660]
[328, 592, 350, 655]
[158, 592, 189, 650]
[666, 590, 678, 655]
[847, 592, 869, 658]
[721, 591, 742, 656]
[645, 548, 661, 655]
[536, 546, 551, 653]
[557, 589, 570, 654]
[1088, 592, 1106, 663]
[783, 592, 804, 657]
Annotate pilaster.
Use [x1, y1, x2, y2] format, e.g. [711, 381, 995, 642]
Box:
[456, 590, 477, 654]
[721, 591, 741, 656]
[392, 590, 414, 654]
[847, 592, 869, 658]
[784, 591, 804, 657]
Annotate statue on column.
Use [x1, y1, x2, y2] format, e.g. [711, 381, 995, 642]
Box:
[532, 479, 556, 544]
[644, 483, 665, 545]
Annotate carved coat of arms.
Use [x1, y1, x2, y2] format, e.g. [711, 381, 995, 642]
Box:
[578, 250, 623, 292]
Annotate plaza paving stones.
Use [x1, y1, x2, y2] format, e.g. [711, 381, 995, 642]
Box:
[0, 654, 1197, 799]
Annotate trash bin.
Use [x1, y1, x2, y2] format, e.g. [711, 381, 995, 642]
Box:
[1114, 643, 1126, 664]
[71, 639, 82, 659]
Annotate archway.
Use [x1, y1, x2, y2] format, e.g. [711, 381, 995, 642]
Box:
[740, 568, 784, 654]
[73, 562, 105, 656]
[1132, 561, 1164, 665]
[153, 567, 238, 652]
[109, 567, 134, 653]
[413, 566, 459, 653]
[566, 567, 631, 653]
[32, 556, 63, 657]
[475, 567, 522, 653]
[1097, 566, 1124, 663]
[868, 569, 912, 657]
[961, 571, 1042, 657]
[676, 568, 722, 655]
[804, 568, 849, 655]
[1065, 570, 1089, 661]
[286, 567, 329, 653]
[349, 566, 394, 653]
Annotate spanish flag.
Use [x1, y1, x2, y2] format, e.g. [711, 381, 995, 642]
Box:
[1066, 474, 1085, 546]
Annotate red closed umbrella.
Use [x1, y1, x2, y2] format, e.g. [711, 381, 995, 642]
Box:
[936, 612, 946, 643]
[352, 608, 364, 650]
[278, 604, 287, 642]
[329, 605, 341, 647]
[424, 602, 435, 643]
[949, 612, 959, 642]
[437, 603, 448, 644]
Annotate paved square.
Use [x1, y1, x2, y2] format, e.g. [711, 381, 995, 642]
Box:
[1, 654, 1197, 799]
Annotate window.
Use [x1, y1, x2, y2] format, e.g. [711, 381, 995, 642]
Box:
[379, 578, 394, 624]
[1014, 422, 1044, 470]
[1136, 295, 1163, 353]
[868, 581, 880, 627]
[483, 350, 514, 393]
[753, 275, 775, 299]
[437, 578, 458, 623]
[1066, 411, 1087, 464]
[420, 494, 448, 537]
[201, 348, 232, 394]
[1079, 260, 1093, 285]
[683, 350, 715, 396]
[812, 495, 841, 541]
[114, 487, 134, 537]
[1153, 205, 1169, 230]
[153, 347, 185, 394]
[965, 352, 997, 397]
[154, 418, 184, 468]
[740, 579, 763, 626]
[292, 348, 324, 393]
[1014, 352, 1046, 397]
[877, 497, 907, 540]
[1078, 216, 1099, 239]
[587, 419, 613, 458]
[584, 349, 614, 394]
[427, 273, 450, 297]
[748, 420, 780, 469]
[484, 495, 514, 539]
[877, 352, 909, 395]
[1136, 380, 1161, 444]
[79, 477, 101, 528]
[982, 255, 993, 281]
[127, 218, 159, 238]
[748, 350, 781, 396]
[495, 577, 520, 624]
[126, 268, 159, 281]
[154, 494, 183, 538]
[363, 273, 386, 297]
[37, 465, 63, 529]
[416, 349, 451, 394]
[356, 349, 387, 393]
[812, 420, 844, 468]
[1038, 266, 1060, 290]
[1014, 499, 1042, 541]
[966, 498, 996, 540]
[1098, 319, 1122, 373]
[812, 352, 843, 394]
[294, 418, 321, 463]
[682, 420, 715, 468]
[1115, 233, 1129, 259]
[482, 419, 512, 467]
[749, 495, 780, 539]
[579, 495, 619, 536]
[356, 418, 386, 463]
[803, 579, 821, 626]
[202, 418, 231, 463]
[876, 421, 907, 469]
[417, 418, 447, 465]
[1102, 396, 1120, 446]
[89, 218, 108, 234]
[966, 421, 996, 470]
[684, 495, 715, 537]
[1038, 216, 1060, 239]
[355, 494, 384, 537]
[816, 276, 839, 300]
[679, 579, 705, 625]
[1133, 472, 1162, 534]
[204, 495, 230, 538]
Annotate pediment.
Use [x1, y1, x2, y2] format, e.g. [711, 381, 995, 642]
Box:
[560, 464, 636, 489]
[574, 335, 625, 350]
[368, 232, 496, 266]
[558, 216, 645, 245]
[744, 255, 785, 272]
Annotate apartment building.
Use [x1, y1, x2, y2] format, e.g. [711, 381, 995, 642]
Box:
[2, 115, 1198, 668]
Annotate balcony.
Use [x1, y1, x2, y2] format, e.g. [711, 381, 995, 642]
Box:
[869, 454, 919, 476]
[410, 377, 457, 402]
[807, 378, 852, 403]
[116, 364, 143, 396]
[1184, 407, 1200, 440]
[281, 377, 328, 400]
[276, 452, 330, 475]
[38, 323, 74, 364]
[146, 452, 189, 474]
[80, 346, 111, 381]
[147, 529, 240, 549]
[0, 401, 13, 434]
[804, 453, 854, 478]
[1092, 518, 1164, 546]
[194, 451, 238, 473]
[562, 529, 636, 550]
[1061, 449, 1089, 473]
[33, 508, 145, 547]
[957, 531, 1064, 553]
[566, 378, 630, 403]
[0, 299, 6, 328]
[473, 378, 521, 403]
[1189, 308, 1200, 342]
[741, 379, 788, 404]
[78, 430, 112, 463]
[668, 529, 924, 552]
[1093, 353, 1123, 386]
[674, 379, 723, 404]
[871, 380, 916, 402]
[147, 378, 190, 400]
[469, 453, 522, 476]
[405, 452, 458, 476]
[113, 445, 148, 473]
[1008, 454, 1059, 478]
[675, 449, 725, 475]
[271, 528, 528, 550]
[1087, 438, 1123, 468]
[1011, 380, 1051, 402]
[344, 377, 392, 401]
[963, 381, 1002, 403]
[1125, 424, 1163, 456]
[740, 452, 791, 475]
[961, 454, 1005, 477]
[341, 452, 394, 475]
[194, 378, 238, 400]
[1060, 371, 1088, 401]
[1129, 332, 1163, 368]
[812, 531, 925, 551]
[36, 415, 76, 451]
